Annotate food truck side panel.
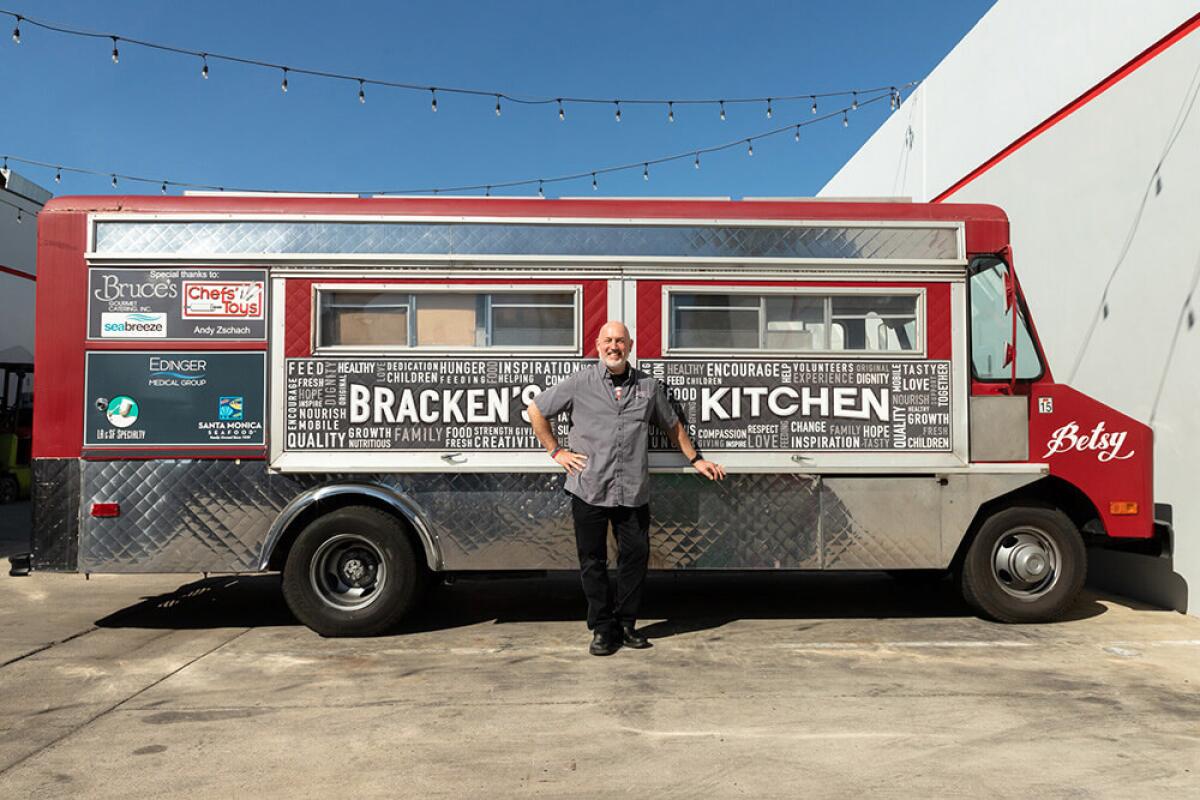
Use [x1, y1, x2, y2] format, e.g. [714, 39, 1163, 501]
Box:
[28, 199, 1145, 581]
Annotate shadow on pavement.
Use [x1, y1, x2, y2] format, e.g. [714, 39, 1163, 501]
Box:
[94, 570, 1110, 635]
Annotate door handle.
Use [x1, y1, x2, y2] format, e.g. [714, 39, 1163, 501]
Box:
[441, 452, 468, 465]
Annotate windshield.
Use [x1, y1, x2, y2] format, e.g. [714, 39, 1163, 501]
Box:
[969, 259, 1042, 380]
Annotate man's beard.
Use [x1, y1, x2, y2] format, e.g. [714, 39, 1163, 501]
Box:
[602, 352, 627, 370]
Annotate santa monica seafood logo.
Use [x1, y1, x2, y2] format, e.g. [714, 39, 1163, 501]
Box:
[1043, 420, 1133, 462]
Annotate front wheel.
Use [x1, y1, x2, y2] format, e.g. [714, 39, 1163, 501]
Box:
[959, 506, 1085, 623]
[282, 506, 424, 637]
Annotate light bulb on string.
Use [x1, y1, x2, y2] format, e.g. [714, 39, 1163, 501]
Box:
[485, 186, 491, 197]
[538, 181, 545, 198]
[12, 15, 20, 44]
[719, 100, 726, 121]
[852, 91, 858, 110]
[54, 167, 62, 184]
[642, 163, 649, 181]
[160, 181, 167, 195]
[111, 174, 118, 188]
[111, 37, 119, 64]
[358, 80, 366, 104]
[201, 54, 209, 79]
[557, 99, 565, 121]
[667, 102, 674, 123]
[280, 68, 289, 93]
[430, 88, 438, 112]
[766, 98, 773, 119]
[495, 95, 502, 116]
[747, 140, 753, 157]
[694, 152, 700, 169]
[842, 110, 849, 128]
[16, 207, 22, 224]
[614, 101, 621, 122]
[811, 96, 817, 114]
[591, 172, 598, 191]
[794, 125, 801, 142]
[890, 88, 900, 111]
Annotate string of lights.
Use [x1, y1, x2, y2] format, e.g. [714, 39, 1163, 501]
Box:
[0, 87, 904, 206]
[2, 8, 905, 120]
[0, 193, 37, 221]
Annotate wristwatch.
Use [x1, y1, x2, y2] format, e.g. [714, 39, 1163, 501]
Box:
[689, 453, 703, 464]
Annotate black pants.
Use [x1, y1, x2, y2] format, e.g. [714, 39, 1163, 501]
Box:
[571, 496, 651, 634]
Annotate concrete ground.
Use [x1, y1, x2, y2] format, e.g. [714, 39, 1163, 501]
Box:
[0, 559, 1198, 799]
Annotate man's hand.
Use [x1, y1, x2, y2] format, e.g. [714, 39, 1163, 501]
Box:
[693, 459, 726, 481]
[554, 449, 588, 476]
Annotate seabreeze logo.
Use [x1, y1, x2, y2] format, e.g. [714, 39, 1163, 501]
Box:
[182, 281, 265, 319]
[148, 356, 207, 387]
[100, 312, 167, 338]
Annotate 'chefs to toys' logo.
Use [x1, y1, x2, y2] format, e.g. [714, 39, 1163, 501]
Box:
[100, 312, 167, 338]
[105, 395, 140, 428]
[182, 281, 265, 319]
[218, 396, 244, 421]
[1043, 420, 1133, 463]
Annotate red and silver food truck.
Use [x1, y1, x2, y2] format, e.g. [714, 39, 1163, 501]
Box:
[19, 195, 1153, 635]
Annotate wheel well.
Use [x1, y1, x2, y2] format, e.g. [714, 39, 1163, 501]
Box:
[950, 475, 1101, 571]
[266, 491, 435, 574]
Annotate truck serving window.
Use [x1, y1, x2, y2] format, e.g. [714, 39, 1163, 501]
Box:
[316, 287, 578, 352]
[969, 260, 1042, 380]
[667, 289, 921, 354]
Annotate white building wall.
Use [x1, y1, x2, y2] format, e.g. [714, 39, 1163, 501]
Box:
[0, 171, 48, 363]
[821, 0, 1200, 614]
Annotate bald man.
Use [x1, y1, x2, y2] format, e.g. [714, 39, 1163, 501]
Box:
[527, 321, 725, 656]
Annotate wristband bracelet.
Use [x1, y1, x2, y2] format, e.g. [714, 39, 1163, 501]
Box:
[689, 453, 703, 464]
[550, 446, 563, 459]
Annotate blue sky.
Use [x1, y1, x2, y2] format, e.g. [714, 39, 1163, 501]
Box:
[1, 1, 995, 198]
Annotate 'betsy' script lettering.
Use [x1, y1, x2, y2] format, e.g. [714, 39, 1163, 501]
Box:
[1043, 420, 1132, 462]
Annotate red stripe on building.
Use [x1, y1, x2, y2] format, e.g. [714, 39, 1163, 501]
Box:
[0, 264, 36, 281]
[934, 12, 1200, 203]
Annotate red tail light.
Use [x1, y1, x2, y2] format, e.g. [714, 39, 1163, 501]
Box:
[90, 502, 120, 518]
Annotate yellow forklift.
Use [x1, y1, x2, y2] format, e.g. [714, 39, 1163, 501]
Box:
[0, 362, 32, 504]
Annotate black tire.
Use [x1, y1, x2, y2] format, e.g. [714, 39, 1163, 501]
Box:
[281, 506, 424, 637]
[959, 506, 1085, 623]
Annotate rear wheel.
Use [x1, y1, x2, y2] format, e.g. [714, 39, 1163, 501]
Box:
[281, 506, 424, 637]
[959, 506, 1085, 623]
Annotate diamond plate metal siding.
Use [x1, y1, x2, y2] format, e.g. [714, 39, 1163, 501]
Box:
[93, 221, 959, 261]
[649, 474, 820, 568]
[81, 460, 305, 572]
[78, 461, 937, 573]
[820, 477, 942, 569]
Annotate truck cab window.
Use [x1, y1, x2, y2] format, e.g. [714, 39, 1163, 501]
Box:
[969, 260, 1042, 380]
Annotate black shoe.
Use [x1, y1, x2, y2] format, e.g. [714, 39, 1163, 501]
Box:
[621, 624, 651, 649]
[589, 630, 620, 656]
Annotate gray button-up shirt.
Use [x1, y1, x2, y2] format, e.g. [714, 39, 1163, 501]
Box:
[533, 362, 679, 508]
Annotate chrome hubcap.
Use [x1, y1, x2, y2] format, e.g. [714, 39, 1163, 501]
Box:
[991, 527, 1061, 600]
[309, 534, 387, 611]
